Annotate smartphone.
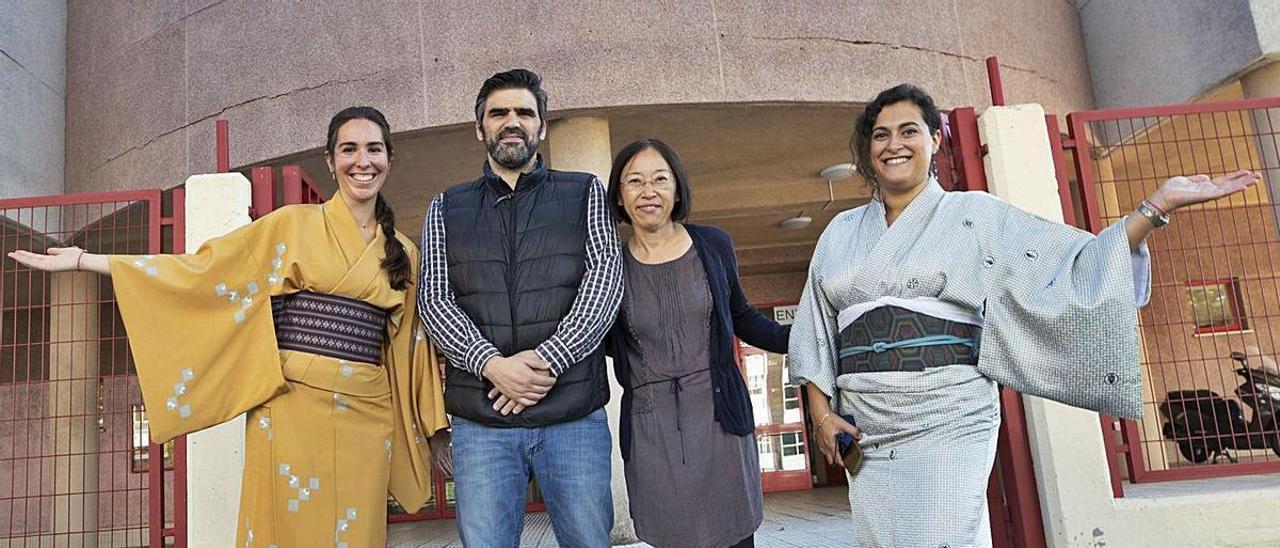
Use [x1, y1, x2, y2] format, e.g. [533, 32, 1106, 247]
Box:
[834, 414, 863, 472]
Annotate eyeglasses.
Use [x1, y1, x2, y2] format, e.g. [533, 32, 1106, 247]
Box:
[622, 177, 675, 191]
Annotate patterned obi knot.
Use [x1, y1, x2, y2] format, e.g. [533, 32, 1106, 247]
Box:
[271, 291, 386, 365]
[838, 305, 981, 374]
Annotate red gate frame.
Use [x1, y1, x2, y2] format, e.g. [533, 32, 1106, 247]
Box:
[0, 188, 187, 547]
[1060, 95, 1280, 486]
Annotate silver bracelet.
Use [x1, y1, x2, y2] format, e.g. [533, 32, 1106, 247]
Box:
[1136, 200, 1170, 228]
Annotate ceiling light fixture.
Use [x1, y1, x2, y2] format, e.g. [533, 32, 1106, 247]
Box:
[779, 213, 812, 230]
[818, 163, 856, 211]
[819, 163, 857, 181]
[778, 163, 858, 230]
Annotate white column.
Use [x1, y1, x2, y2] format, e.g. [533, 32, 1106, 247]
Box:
[48, 271, 100, 547]
[546, 116, 638, 545]
[981, 104, 1107, 545]
[182, 173, 253, 548]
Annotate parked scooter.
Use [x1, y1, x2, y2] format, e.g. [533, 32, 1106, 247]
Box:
[1159, 350, 1280, 463]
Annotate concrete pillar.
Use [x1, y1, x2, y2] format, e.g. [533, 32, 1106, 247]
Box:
[1241, 61, 1280, 237]
[47, 271, 100, 547]
[182, 173, 253, 548]
[546, 116, 637, 545]
[981, 103, 1120, 546]
[983, 103, 1144, 547]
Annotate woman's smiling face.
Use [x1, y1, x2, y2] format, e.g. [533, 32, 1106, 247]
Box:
[868, 100, 941, 194]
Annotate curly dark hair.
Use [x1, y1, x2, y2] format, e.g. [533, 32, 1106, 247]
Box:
[851, 84, 944, 195]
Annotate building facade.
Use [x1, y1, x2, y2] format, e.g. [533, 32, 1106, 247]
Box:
[3, 1, 1280, 546]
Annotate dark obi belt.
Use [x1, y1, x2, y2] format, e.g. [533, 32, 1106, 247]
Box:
[838, 305, 981, 375]
[270, 291, 387, 365]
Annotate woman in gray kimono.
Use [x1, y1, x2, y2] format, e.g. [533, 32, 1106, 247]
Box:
[788, 84, 1259, 547]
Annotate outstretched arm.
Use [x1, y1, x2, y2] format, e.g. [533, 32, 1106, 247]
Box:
[1124, 170, 1260, 251]
[9, 247, 112, 276]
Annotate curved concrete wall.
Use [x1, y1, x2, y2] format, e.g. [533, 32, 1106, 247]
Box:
[1078, 0, 1266, 109]
[65, 0, 1094, 193]
[1, 0, 65, 199]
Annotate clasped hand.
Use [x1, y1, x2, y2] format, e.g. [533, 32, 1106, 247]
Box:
[481, 350, 555, 416]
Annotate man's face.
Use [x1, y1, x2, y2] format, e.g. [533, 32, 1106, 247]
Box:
[476, 88, 545, 170]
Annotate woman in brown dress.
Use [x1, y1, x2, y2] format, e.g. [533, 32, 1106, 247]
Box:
[605, 139, 790, 548]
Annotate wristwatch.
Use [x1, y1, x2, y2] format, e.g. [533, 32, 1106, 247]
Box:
[1136, 200, 1170, 228]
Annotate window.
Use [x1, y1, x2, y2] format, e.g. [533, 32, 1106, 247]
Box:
[748, 372, 765, 396]
[755, 436, 777, 472]
[783, 385, 799, 410]
[781, 432, 805, 457]
[131, 405, 174, 473]
[782, 383, 802, 423]
[1186, 278, 1247, 334]
[757, 437, 775, 456]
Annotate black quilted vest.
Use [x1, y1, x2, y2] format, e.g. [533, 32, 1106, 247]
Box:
[441, 158, 609, 427]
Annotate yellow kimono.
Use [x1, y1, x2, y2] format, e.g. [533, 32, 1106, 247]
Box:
[109, 196, 448, 547]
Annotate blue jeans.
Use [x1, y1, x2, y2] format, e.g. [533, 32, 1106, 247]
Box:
[452, 408, 613, 548]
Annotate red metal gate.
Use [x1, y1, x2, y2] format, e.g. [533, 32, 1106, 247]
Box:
[1054, 95, 1280, 488]
[0, 189, 187, 546]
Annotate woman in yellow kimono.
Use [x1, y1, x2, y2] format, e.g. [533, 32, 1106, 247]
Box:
[8, 106, 450, 546]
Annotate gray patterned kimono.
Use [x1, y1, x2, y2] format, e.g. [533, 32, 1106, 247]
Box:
[789, 180, 1150, 547]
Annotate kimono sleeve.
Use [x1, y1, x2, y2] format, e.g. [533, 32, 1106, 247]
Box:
[976, 206, 1147, 419]
[386, 241, 450, 512]
[787, 223, 842, 399]
[108, 212, 292, 443]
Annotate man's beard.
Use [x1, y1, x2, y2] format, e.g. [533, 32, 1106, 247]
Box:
[486, 127, 541, 170]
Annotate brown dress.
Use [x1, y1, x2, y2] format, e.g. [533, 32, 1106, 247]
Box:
[622, 245, 763, 548]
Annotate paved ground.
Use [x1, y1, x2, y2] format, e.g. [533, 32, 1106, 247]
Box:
[387, 486, 852, 547]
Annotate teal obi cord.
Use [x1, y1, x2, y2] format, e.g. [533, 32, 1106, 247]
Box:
[838, 335, 979, 359]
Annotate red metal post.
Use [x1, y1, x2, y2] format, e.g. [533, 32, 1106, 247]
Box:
[147, 443, 164, 547]
[986, 464, 1013, 548]
[996, 389, 1048, 548]
[986, 57, 1006, 107]
[215, 120, 230, 173]
[282, 166, 304, 206]
[250, 167, 276, 218]
[170, 187, 188, 547]
[170, 188, 186, 257]
[1048, 112, 1126, 497]
[1097, 416, 1127, 497]
[947, 108, 989, 191]
[1064, 113, 1104, 234]
[1043, 115, 1078, 228]
[148, 189, 167, 547]
[278, 166, 328, 207]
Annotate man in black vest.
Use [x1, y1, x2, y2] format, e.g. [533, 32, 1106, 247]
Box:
[418, 69, 623, 547]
